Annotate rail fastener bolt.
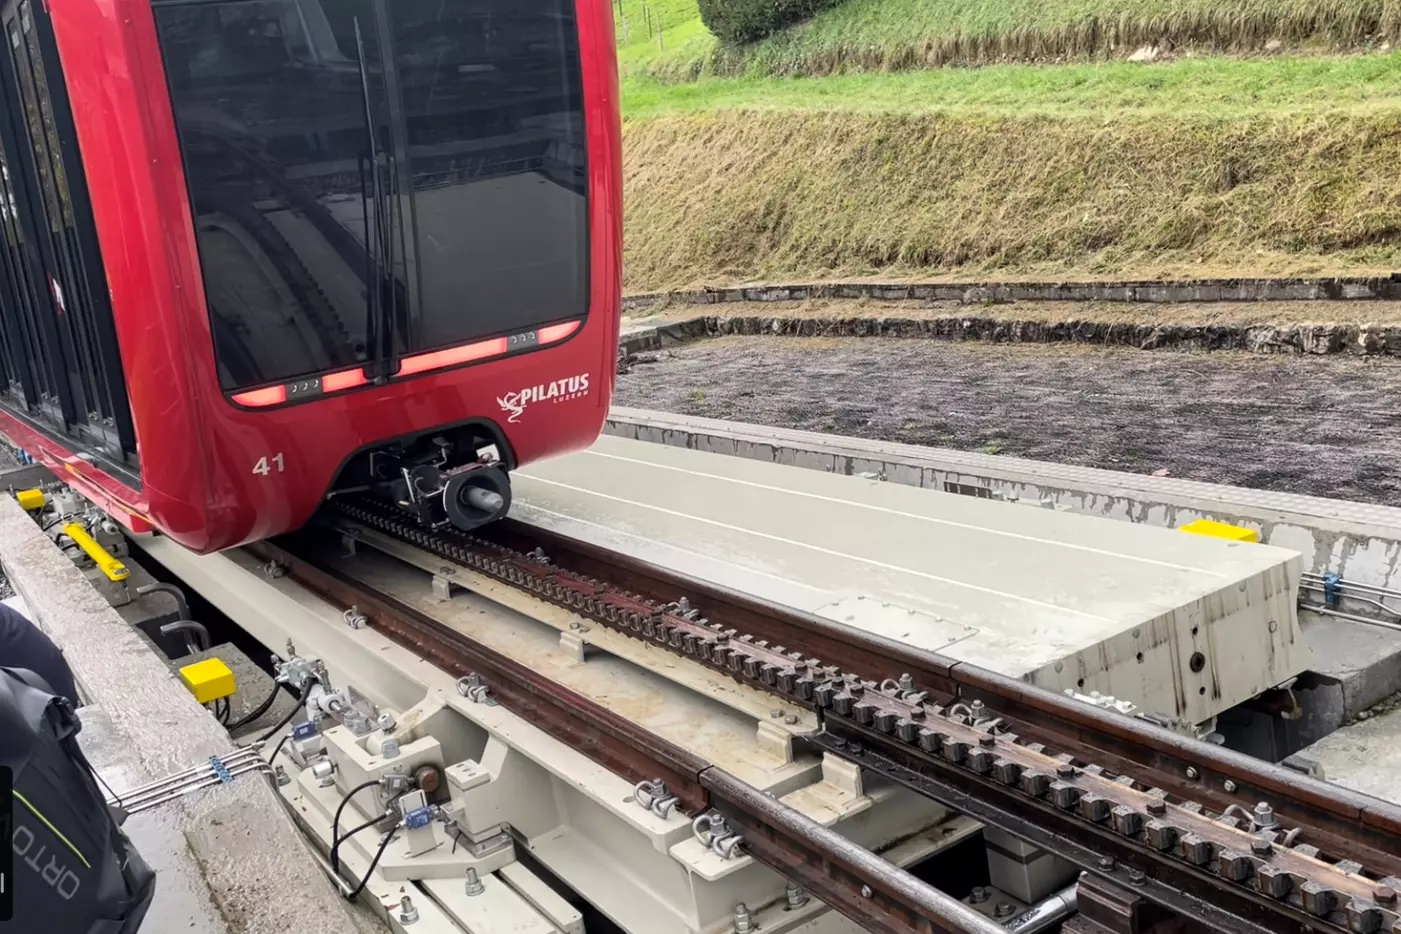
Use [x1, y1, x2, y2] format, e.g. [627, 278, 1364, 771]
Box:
[399, 895, 419, 924]
[465, 867, 485, 896]
[733, 903, 755, 934]
[785, 882, 808, 910]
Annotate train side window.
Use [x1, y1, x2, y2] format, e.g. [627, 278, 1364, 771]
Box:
[0, 0, 139, 466]
[384, 0, 589, 354]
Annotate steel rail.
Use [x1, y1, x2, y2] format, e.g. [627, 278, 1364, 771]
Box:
[314, 499, 1401, 934]
[247, 537, 991, 934]
[248, 539, 710, 814]
[701, 767, 1007, 934]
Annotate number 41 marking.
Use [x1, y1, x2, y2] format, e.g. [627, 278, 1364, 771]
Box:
[253, 453, 285, 476]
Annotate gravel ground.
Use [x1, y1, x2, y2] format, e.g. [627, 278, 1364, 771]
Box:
[615, 336, 1401, 506]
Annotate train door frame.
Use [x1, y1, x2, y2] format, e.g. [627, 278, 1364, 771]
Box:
[0, 0, 139, 476]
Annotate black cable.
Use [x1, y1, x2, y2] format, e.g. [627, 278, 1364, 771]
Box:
[268, 732, 292, 764]
[330, 813, 381, 873]
[226, 680, 282, 731]
[330, 780, 381, 871]
[345, 830, 396, 902]
[256, 679, 310, 743]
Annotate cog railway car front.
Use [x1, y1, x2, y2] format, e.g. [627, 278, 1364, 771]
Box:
[0, 0, 621, 551]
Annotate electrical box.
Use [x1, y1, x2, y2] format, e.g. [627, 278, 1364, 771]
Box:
[179, 658, 237, 704]
[1179, 518, 1261, 544]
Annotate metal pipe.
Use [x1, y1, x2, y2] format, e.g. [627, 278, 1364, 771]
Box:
[105, 748, 263, 805]
[113, 766, 255, 809]
[136, 581, 191, 623]
[1004, 881, 1079, 933]
[123, 762, 271, 815]
[1299, 604, 1401, 635]
[1301, 575, 1401, 603]
[107, 746, 263, 799]
[160, 619, 212, 654]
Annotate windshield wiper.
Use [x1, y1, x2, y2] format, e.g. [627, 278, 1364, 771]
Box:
[353, 17, 394, 380]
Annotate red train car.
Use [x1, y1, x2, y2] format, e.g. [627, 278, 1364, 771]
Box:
[0, 0, 621, 552]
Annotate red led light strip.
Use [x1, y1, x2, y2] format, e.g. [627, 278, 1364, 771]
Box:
[230, 319, 582, 408]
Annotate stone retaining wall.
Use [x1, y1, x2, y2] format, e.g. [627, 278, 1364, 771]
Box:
[622, 276, 1401, 312]
[620, 315, 1401, 357]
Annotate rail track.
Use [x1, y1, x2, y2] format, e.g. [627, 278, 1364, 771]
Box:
[250, 496, 1401, 934]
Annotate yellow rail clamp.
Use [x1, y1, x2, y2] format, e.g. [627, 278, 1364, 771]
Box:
[15, 488, 45, 511]
[61, 522, 130, 582]
[179, 658, 236, 705]
[1179, 519, 1260, 544]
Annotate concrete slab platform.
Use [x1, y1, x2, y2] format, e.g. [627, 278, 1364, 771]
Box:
[0, 496, 364, 934]
[1298, 700, 1401, 802]
[514, 434, 1307, 728]
[604, 408, 1401, 588]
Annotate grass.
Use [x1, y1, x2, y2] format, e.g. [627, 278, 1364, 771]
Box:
[616, 0, 1401, 80]
[621, 108, 1401, 293]
[622, 52, 1401, 119]
[615, 2, 1401, 293]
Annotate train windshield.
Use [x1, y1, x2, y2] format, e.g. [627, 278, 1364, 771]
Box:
[151, 0, 589, 392]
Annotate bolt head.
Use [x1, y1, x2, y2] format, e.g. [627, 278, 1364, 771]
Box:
[1300, 882, 1335, 916]
[1145, 819, 1178, 851]
[861, 885, 873, 898]
[969, 886, 990, 903]
[1127, 869, 1146, 884]
[1255, 865, 1292, 899]
[1251, 838, 1274, 857]
[1218, 850, 1254, 883]
[1097, 857, 1115, 871]
[1186, 767, 1200, 780]
[1224, 780, 1238, 793]
[1373, 885, 1397, 904]
[1146, 799, 1167, 816]
[995, 903, 1015, 918]
[1112, 805, 1143, 836]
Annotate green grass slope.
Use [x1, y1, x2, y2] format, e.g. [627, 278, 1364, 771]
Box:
[622, 54, 1401, 119]
[617, 0, 1401, 80]
[623, 106, 1401, 293]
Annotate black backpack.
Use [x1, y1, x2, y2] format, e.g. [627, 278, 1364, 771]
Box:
[1, 667, 156, 932]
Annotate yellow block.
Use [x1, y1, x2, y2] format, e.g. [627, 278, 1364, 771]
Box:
[179, 658, 236, 705]
[61, 522, 129, 582]
[1179, 519, 1260, 544]
[15, 488, 45, 511]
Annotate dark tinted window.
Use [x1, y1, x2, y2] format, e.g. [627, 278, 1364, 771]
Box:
[153, 0, 588, 392]
[387, 0, 588, 353]
[0, 0, 137, 464]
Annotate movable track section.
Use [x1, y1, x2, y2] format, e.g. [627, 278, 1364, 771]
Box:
[324, 496, 1401, 934]
[249, 535, 1006, 934]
